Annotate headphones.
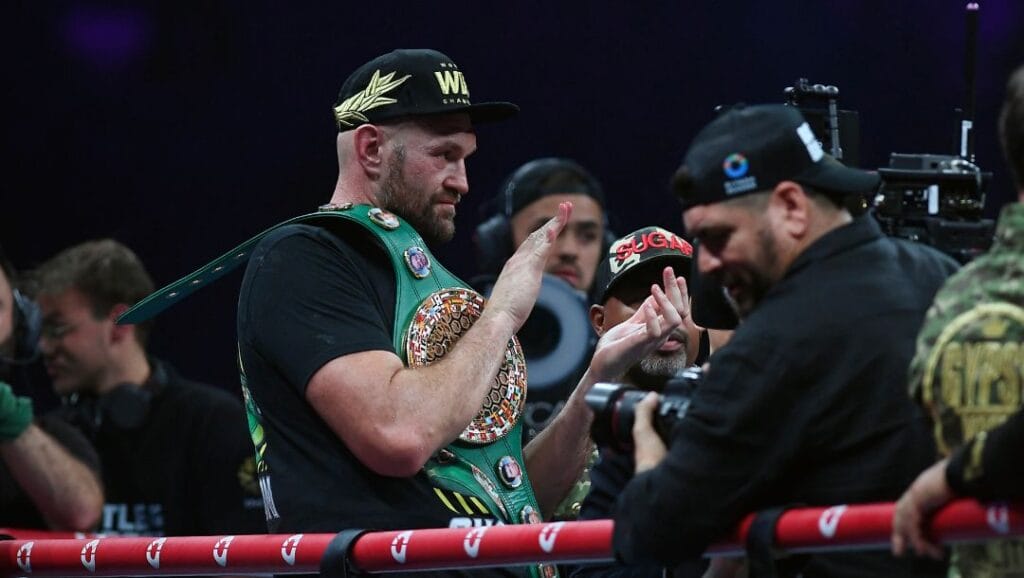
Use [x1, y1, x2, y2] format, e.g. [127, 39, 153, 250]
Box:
[61, 360, 168, 437]
[1, 289, 42, 367]
[0, 243, 43, 367]
[473, 158, 618, 280]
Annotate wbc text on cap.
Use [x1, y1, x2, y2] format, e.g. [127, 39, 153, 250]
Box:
[332, 48, 518, 132]
[672, 104, 879, 210]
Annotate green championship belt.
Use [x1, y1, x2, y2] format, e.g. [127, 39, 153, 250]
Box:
[118, 204, 554, 578]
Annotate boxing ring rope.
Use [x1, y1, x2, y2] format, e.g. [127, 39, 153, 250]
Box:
[1, 499, 1021, 577]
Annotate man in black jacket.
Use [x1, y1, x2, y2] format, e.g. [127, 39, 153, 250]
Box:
[612, 104, 958, 577]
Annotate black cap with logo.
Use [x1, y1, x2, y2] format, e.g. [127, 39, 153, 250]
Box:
[333, 48, 519, 132]
[672, 104, 879, 210]
[595, 226, 694, 304]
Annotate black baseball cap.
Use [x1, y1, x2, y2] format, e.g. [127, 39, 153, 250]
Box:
[496, 157, 606, 217]
[672, 104, 879, 210]
[595, 226, 694, 304]
[333, 49, 519, 132]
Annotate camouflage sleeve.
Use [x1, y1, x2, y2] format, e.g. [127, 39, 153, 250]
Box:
[946, 407, 1024, 500]
[907, 267, 977, 404]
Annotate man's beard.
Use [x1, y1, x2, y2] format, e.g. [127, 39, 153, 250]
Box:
[721, 226, 779, 319]
[379, 146, 456, 247]
[625, 348, 690, 392]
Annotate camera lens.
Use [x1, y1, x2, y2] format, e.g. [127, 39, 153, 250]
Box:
[585, 368, 704, 453]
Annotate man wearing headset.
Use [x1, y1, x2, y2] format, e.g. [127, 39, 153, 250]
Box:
[475, 159, 612, 442]
[476, 158, 609, 298]
[32, 239, 264, 536]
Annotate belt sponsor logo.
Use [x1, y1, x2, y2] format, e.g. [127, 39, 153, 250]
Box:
[368, 207, 400, 230]
[16, 541, 34, 573]
[281, 534, 303, 566]
[146, 538, 167, 569]
[213, 536, 235, 567]
[818, 505, 847, 539]
[538, 522, 566, 553]
[390, 530, 413, 564]
[450, 517, 502, 528]
[463, 527, 488, 559]
[80, 539, 100, 573]
[403, 246, 432, 279]
[987, 504, 1010, 535]
[496, 455, 523, 489]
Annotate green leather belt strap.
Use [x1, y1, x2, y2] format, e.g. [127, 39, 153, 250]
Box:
[115, 204, 549, 535]
[118, 207, 355, 325]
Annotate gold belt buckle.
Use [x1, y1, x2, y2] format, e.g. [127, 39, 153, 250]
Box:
[405, 288, 526, 444]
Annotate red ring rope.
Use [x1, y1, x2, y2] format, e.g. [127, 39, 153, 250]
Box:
[1, 499, 1020, 577]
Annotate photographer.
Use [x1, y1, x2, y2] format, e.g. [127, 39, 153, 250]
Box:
[612, 104, 958, 577]
[572, 226, 709, 578]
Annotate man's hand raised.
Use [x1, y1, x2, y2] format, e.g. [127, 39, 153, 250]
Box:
[590, 266, 689, 384]
[486, 201, 572, 332]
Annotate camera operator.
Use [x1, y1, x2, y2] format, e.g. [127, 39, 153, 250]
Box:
[571, 226, 711, 578]
[612, 104, 958, 577]
[893, 62, 1024, 576]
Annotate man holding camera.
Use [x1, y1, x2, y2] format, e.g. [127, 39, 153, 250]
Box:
[612, 104, 958, 576]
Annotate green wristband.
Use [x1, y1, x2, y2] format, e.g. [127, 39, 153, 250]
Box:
[0, 381, 33, 442]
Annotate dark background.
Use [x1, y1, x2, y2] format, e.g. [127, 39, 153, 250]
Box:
[4, 1, 1023, 393]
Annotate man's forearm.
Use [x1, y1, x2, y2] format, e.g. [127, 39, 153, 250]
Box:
[1, 424, 104, 531]
[391, 306, 519, 447]
[946, 408, 1024, 500]
[524, 369, 596, 518]
[311, 304, 523, 477]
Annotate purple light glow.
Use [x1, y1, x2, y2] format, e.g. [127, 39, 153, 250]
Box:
[61, 6, 152, 71]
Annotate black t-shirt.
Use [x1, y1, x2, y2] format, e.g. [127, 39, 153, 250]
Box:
[56, 360, 265, 536]
[613, 216, 956, 577]
[0, 413, 101, 529]
[238, 222, 509, 534]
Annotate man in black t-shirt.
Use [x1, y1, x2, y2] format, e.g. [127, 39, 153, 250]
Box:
[236, 48, 688, 556]
[613, 105, 958, 577]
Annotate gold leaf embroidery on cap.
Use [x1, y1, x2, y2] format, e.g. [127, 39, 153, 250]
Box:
[333, 69, 411, 128]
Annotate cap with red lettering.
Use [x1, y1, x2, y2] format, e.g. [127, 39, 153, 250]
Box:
[595, 226, 694, 304]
